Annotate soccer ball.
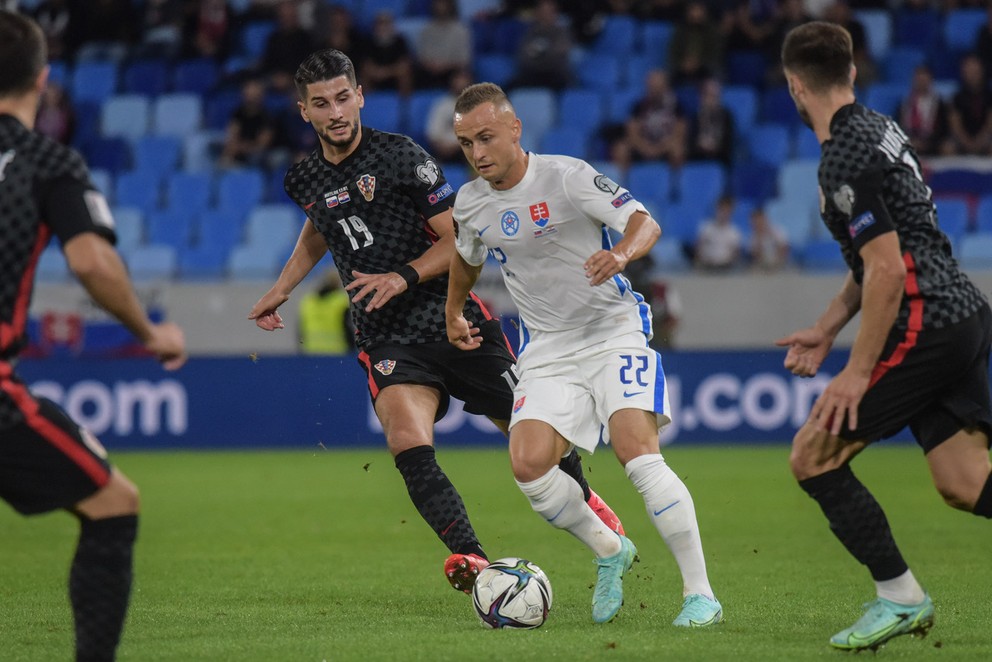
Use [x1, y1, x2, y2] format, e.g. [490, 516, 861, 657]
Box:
[471, 557, 553, 629]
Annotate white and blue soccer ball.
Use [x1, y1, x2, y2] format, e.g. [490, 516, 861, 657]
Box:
[471, 557, 553, 629]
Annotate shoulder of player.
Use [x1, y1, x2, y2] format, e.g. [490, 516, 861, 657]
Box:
[28, 132, 89, 182]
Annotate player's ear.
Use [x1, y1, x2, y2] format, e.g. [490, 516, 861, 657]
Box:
[849, 63, 858, 87]
[34, 65, 49, 96]
[298, 101, 311, 124]
[356, 84, 365, 109]
[512, 117, 522, 140]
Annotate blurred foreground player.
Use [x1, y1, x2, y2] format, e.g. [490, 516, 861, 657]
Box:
[0, 12, 186, 661]
[247, 49, 623, 594]
[779, 21, 992, 651]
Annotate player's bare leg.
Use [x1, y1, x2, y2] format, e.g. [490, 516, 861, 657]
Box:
[926, 428, 992, 514]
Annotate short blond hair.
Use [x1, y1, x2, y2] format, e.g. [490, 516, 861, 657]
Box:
[454, 82, 512, 115]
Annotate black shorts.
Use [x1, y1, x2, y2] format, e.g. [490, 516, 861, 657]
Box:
[842, 302, 992, 453]
[357, 319, 517, 421]
[0, 392, 112, 515]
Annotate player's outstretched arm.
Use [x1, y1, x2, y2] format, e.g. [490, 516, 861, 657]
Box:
[249, 219, 328, 330]
[584, 211, 660, 286]
[445, 251, 484, 351]
[63, 232, 186, 370]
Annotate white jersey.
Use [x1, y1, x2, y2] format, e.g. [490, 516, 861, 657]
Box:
[454, 153, 653, 360]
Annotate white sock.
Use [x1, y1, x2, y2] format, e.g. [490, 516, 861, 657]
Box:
[516, 466, 621, 558]
[876, 570, 926, 604]
[625, 453, 714, 599]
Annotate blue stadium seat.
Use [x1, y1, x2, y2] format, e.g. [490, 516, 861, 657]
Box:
[152, 93, 203, 137]
[114, 170, 162, 215]
[559, 89, 604, 136]
[89, 168, 113, 201]
[800, 239, 847, 271]
[216, 169, 265, 213]
[730, 198, 756, 238]
[474, 53, 516, 87]
[227, 243, 284, 280]
[182, 131, 221, 173]
[509, 88, 556, 152]
[957, 232, 992, 270]
[71, 62, 118, 104]
[934, 198, 971, 240]
[540, 126, 589, 159]
[731, 161, 777, 204]
[665, 199, 709, 243]
[747, 124, 790, 167]
[205, 88, 243, 130]
[112, 206, 145, 252]
[406, 90, 444, 146]
[627, 162, 672, 207]
[641, 21, 674, 69]
[162, 171, 213, 214]
[147, 209, 195, 250]
[37, 246, 70, 283]
[864, 82, 905, 118]
[605, 87, 642, 124]
[360, 92, 403, 133]
[82, 137, 131, 174]
[649, 237, 690, 272]
[268, 169, 293, 205]
[943, 9, 987, 53]
[883, 47, 926, 86]
[442, 163, 470, 190]
[975, 195, 992, 233]
[239, 21, 276, 59]
[125, 244, 177, 281]
[760, 86, 800, 128]
[122, 59, 170, 97]
[894, 8, 941, 50]
[491, 17, 528, 56]
[100, 94, 150, 142]
[592, 15, 638, 57]
[576, 55, 623, 93]
[133, 135, 182, 178]
[853, 9, 892, 61]
[245, 204, 302, 251]
[726, 50, 767, 88]
[48, 61, 69, 87]
[765, 197, 816, 248]
[172, 58, 220, 94]
[458, 0, 502, 20]
[676, 161, 726, 207]
[777, 159, 820, 202]
[793, 128, 821, 160]
[722, 85, 758, 137]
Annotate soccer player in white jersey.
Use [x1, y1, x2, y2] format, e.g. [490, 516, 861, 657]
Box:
[443, 82, 723, 626]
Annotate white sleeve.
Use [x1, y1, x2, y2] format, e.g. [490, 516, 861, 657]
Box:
[562, 159, 648, 233]
[453, 204, 488, 267]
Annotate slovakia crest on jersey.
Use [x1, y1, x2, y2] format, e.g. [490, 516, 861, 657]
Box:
[357, 174, 376, 201]
[529, 202, 550, 228]
[374, 359, 396, 376]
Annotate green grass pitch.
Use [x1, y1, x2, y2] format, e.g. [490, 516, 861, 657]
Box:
[1, 445, 989, 661]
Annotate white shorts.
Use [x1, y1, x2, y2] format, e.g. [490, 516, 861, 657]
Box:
[508, 330, 672, 453]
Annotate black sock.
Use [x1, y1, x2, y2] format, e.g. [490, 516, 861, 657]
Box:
[974, 470, 992, 518]
[70, 514, 138, 662]
[557, 449, 592, 502]
[394, 446, 485, 559]
[798, 465, 908, 581]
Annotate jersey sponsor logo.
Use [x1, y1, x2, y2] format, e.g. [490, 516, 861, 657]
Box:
[833, 184, 855, 216]
[373, 359, 396, 375]
[427, 182, 454, 205]
[529, 202, 550, 227]
[500, 210, 520, 236]
[611, 191, 633, 208]
[513, 395, 526, 413]
[83, 190, 115, 229]
[356, 173, 376, 201]
[324, 186, 351, 208]
[415, 158, 440, 187]
[0, 149, 15, 181]
[848, 210, 876, 238]
[594, 174, 620, 195]
[479, 224, 492, 236]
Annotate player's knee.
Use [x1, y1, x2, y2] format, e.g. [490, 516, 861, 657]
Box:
[933, 478, 978, 512]
[510, 454, 554, 483]
[77, 471, 140, 519]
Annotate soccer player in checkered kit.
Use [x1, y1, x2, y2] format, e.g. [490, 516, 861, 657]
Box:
[445, 82, 723, 626]
[248, 49, 625, 594]
[0, 13, 187, 661]
[778, 22, 992, 651]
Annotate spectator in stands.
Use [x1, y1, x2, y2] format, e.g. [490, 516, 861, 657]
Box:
[261, 0, 315, 93]
[32, 0, 74, 60]
[298, 270, 355, 355]
[312, 3, 364, 62]
[688, 78, 735, 164]
[183, 0, 232, 60]
[359, 10, 413, 97]
[624, 68, 688, 167]
[668, 1, 725, 85]
[899, 64, 950, 157]
[748, 206, 789, 270]
[34, 81, 75, 145]
[136, 0, 185, 58]
[71, 0, 136, 61]
[721, 0, 778, 52]
[947, 54, 992, 156]
[219, 78, 283, 169]
[511, 0, 574, 91]
[427, 69, 473, 163]
[634, 0, 686, 22]
[415, 0, 473, 90]
[692, 194, 743, 271]
[821, 0, 876, 86]
[562, 0, 613, 44]
[974, 4, 992, 81]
